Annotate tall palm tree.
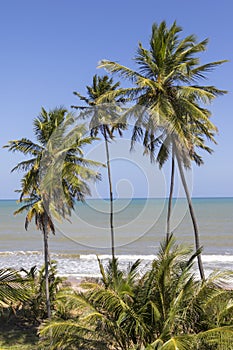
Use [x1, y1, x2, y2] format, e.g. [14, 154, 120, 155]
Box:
[71, 75, 126, 262]
[4, 107, 101, 318]
[98, 21, 227, 280]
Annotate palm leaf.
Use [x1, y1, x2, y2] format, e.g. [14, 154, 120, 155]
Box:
[0, 268, 30, 305]
[4, 138, 42, 156]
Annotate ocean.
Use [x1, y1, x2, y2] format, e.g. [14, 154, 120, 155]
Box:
[0, 198, 232, 279]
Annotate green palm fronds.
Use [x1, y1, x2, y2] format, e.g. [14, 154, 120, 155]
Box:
[72, 75, 127, 261]
[39, 237, 233, 349]
[99, 20, 227, 170]
[99, 21, 227, 280]
[0, 268, 30, 306]
[4, 107, 102, 318]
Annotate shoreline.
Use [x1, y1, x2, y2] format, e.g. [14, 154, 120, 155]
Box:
[1, 252, 233, 281]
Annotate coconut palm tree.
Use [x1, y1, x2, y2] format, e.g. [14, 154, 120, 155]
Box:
[39, 236, 233, 349]
[4, 107, 101, 318]
[71, 75, 126, 262]
[98, 20, 227, 280]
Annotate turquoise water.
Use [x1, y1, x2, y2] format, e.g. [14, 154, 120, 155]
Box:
[0, 198, 232, 277]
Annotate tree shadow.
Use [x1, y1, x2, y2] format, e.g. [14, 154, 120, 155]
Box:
[0, 313, 39, 349]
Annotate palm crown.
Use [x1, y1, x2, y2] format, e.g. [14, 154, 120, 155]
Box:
[5, 107, 101, 222]
[99, 21, 227, 161]
[72, 74, 126, 139]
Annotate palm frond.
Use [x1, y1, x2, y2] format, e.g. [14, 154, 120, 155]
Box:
[0, 268, 30, 305]
[10, 158, 37, 172]
[190, 60, 228, 80]
[98, 60, 144, 83]
[4, 138, 42, 156]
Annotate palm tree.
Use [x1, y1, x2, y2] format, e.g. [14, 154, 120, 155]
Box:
[4, 107, 101, 318]
[98, 21, 227, 280]
[39, 237, 233, 349]
[71, 75, 126, 262]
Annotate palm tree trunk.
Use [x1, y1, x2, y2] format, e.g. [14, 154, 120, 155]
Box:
[103, 132, 115, 261]
[166, 146, 175, 242]
[175, 151, 205, 281]
[43, 217, 51, 319]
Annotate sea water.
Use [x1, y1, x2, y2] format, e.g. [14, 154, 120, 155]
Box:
[0, 198, 232, 278]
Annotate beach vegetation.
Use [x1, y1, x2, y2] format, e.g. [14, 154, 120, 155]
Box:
[39, 236, 233, 349]
[19, 261, 64, 324]
[0, 268, 38, 349]
[0, 268, 30, 308]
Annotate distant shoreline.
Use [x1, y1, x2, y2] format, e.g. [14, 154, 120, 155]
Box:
[1, 196, 233, 201]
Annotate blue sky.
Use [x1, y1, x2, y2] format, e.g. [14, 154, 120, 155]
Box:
[1, 0, 232, 199]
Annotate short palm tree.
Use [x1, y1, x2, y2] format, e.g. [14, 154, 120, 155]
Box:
[98, 21, 227, 280]
[72, 75, 126, 261]
[39, 237, 233, 349]
[20, 262, 64, 323]
[4, 107, 101, 318]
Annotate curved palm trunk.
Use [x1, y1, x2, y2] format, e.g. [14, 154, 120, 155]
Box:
[43, 217, 51, 319]
[103, 133, 115, 261]
[166, 146, 175, 242]
[175, 151, 205, 281]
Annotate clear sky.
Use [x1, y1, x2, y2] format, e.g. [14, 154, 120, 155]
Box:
[1, 0, 232, 199]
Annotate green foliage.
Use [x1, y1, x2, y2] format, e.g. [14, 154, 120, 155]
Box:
[98, 19, 227, 171]
[39, 237, 233, 349]
[4, 107, 102, 318]
[98, 18, 227, 172]
[4, 107, 101, 224]
[20, 261, 64, 323]
[72, 74, 127, 261]
[0, 268, 30, 307]
[99, 20, 227, 281]
[72, 74, 127, 139]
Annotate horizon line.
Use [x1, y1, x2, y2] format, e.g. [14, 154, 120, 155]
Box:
[1, 196, 233, 201]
